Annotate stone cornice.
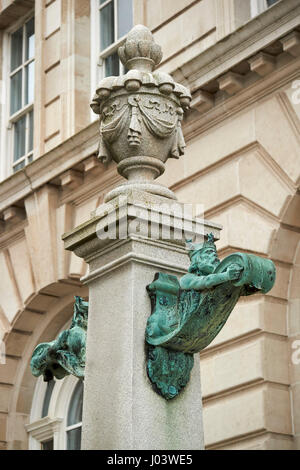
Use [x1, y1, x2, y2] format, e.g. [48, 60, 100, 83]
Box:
[173, 0, 300, 92]
[0, 0, 34, 29]
[174, 0, 300, 141]
[0, 121, 99, 214]
[183, 51, 300, 142]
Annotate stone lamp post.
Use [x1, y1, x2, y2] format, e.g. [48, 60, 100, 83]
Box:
[30, 25, 276, 450]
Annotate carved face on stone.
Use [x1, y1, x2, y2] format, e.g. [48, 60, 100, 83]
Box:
[194, 246, 220, 275]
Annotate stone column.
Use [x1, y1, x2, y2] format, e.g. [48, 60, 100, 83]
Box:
[63, 191, 222, 450]
[62, 24, 222, 450]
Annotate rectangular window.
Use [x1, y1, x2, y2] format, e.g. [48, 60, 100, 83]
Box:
[98, 0, 133, 78]
[41, 439, 54, 450]
[9, 17, 34, 173]
[266, 0, 280, 6]
[251, 0, 280, 17]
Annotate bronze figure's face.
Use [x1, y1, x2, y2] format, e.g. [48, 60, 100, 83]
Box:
[196, 246, 220, 275]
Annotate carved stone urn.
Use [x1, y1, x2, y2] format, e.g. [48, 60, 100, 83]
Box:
[90, 25, 191, 202]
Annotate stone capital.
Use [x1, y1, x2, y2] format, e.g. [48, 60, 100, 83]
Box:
[63, 191, 222, 278]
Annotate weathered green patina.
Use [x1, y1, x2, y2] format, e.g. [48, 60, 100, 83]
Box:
[30, 234, 276, 401]
[145, 233, 276, 400]
[30, 296, 88, 382]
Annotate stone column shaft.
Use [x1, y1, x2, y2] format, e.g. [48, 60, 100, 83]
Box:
[63, 193, 222, 450]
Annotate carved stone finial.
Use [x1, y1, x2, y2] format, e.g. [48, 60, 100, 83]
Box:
[118, 24, 163, 72]
[90, 24, 191, 202]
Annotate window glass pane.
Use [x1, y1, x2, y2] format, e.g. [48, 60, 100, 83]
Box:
[67, 427, 81, 450]
[100, 1, 114, 51]
[25, 61, 34, 104]
[28, 110, 34, 153]
[25, 18, 35, 60]
[105, 52, 119, 77]
[117, 0, 133, 39]
[10, 70, 22, 115]
[67, 380, 83, 426]
[13, 115, 26, 161]
[11, 27, 23, 71]
[42, 439, 54, 450]
[100, 0, 109, 4]
[13, 160, 25, 172]
[267, 0, 279, 5]
[41, 379, 55, 418]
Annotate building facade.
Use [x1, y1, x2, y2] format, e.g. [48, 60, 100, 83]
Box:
[0, 0, 299, 450]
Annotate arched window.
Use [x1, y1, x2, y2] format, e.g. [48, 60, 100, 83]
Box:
[26, 375, 84, 450]
[41, 379, 55, 418]
[66, 380, 83, 450]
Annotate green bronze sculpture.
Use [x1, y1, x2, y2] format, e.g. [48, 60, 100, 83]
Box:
[145, 233, 276, 400]
[30, 236, 275, 399]
[30, 296, 88, 382]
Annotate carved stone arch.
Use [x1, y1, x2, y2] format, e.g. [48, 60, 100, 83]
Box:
[265, 190, 300, 449]
[287, 232, 300, 448]
[0, 283, 88, 450]
[269, 192, 300, 263]
[200, 187, 300, 449]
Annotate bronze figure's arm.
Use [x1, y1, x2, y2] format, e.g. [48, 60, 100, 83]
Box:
[180, 264, 243, 290]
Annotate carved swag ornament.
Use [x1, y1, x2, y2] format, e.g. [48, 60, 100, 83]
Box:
[99, 94, 185, 161]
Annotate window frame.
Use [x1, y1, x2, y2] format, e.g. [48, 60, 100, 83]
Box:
[90, 0, 133, 114]
[27, 374, 83, 450]
[250, 0, 280, 17]
[9, 17, 35, 172]
[1, 10, 35, 180]
[65, 380, 83, 449]
[98, 0, 125, 74]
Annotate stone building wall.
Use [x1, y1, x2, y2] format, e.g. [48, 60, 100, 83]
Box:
[0, 0, 299, 450]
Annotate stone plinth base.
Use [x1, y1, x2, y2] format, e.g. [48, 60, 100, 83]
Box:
[63, 191, 221, 450]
